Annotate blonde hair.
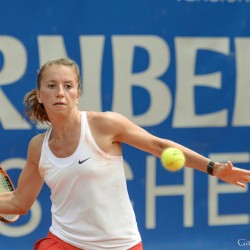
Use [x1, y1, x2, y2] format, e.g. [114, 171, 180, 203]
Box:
[23, 58, 81, 124]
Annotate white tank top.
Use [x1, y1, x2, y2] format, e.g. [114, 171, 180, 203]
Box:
[38, 111, 141, 250]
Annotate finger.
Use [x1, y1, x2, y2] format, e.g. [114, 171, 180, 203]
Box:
[241, 175, 250, 183]
[236, 181, 246, 188]
[226, 161, 233, 169]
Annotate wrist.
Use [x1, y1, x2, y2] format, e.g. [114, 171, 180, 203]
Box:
[207, 160, 215, 176]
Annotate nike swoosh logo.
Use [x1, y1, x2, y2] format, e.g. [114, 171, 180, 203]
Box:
[78, 157, 91, 164]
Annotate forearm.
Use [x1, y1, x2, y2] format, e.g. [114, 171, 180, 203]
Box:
[0, 191, 27, 215]
[169, 141, 210, 172]
[151, 139, 212, 173]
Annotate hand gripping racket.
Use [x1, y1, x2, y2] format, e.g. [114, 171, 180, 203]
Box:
[0, 166, 19, 223]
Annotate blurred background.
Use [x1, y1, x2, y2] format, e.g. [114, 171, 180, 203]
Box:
[0, 0, 250, 249]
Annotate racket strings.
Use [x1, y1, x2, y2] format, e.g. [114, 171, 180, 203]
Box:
[0, 172, 19, 223]
[0, 213, 17, 221]
[0, 175, 14, 192]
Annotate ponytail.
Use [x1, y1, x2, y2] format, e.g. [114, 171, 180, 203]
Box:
[23, 89, 50, 124]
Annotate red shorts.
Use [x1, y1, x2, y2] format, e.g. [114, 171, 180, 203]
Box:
[34, 232, 143, 250]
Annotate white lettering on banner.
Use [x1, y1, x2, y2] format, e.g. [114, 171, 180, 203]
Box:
[208, 152, 250, 226]
[146, 156, 194, 229]
[0, 36, 27, 84]
[79, 36, 105, 111]
[174, 37, 228, 127]
[0, 36, 30, 129]
[0, 35, 250, 128]
[112, 36, 172, 126]
[233, 38, 250, 126]
[38, 36, 68, 66]
[0, 89, 30, 129]
[0, 158, 42, 237]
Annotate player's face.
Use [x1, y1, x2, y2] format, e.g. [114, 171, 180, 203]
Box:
[37, 65, 80, 117]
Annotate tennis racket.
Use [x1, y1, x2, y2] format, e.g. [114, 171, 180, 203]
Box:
[0, 166, 19, 223]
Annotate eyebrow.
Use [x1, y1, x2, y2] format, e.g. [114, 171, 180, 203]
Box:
[46, 80, 74, 83]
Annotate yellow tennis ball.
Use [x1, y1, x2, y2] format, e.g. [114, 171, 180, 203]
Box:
[161, 147, 185, 172]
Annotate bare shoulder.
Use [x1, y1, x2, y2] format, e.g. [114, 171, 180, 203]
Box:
[87, 111, 126, 129]
[86, 111, 145, 141]
[29, 133, 45, 148]
[27, 132, 46, 166]
[86, 111, 134, 141]
[87, 111, 123, 122]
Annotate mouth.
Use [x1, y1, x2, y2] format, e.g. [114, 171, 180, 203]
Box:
[53, 102, 66, 106]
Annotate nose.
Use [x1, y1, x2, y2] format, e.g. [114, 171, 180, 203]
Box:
[57, 85, 64, 98]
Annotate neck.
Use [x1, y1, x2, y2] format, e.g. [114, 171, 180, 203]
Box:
[49, 109, 81, 139]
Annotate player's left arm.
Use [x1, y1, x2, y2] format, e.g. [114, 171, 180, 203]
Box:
[107, 112, 250, 188]
[107, 112, 210, 170]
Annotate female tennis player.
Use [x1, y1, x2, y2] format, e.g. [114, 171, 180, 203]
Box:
[0, 58, 250, 250]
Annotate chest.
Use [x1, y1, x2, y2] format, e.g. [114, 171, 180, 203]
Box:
[48, 131, 81, 158]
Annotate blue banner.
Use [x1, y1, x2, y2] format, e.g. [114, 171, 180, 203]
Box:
[1, 0, 250, 249]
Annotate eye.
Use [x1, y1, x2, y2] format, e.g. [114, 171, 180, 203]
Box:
[48, 83, 55, 88]
[65, 84, 73, 90]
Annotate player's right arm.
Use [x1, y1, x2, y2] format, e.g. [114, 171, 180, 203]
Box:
[0, 134, 44, 215]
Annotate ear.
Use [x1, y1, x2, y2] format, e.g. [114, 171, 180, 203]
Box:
[36, 90, 42, 103]
[76, 90, 81, 105]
